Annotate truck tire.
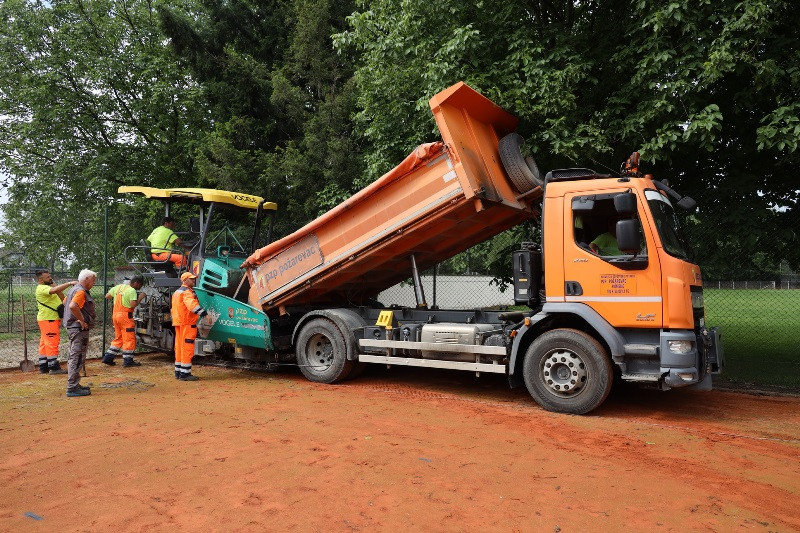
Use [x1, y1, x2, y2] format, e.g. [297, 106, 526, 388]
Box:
[499, 132, 543, 193]
[295, 318, 353, 383]
[522, 328, 613, 414]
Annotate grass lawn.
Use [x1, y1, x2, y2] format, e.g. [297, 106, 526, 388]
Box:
[705, 289, 800, 389]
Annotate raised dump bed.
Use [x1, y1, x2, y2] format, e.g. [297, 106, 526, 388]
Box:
[242, 82, 542, 314]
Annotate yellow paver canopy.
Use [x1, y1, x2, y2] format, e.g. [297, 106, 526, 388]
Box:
[118, 186, 276, 211]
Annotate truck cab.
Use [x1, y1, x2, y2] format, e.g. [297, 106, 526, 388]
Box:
[508, 167, 723, 412]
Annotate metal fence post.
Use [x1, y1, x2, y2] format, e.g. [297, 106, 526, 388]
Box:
[9, 283, 14, 333]
[102, 204, 109, 357]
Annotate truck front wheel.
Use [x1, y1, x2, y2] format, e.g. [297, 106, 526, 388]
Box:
[295, 318, 353, 384]
[523, 329, 613, 414]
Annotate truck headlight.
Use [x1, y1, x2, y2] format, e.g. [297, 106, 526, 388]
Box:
[668, 340, 694, 354]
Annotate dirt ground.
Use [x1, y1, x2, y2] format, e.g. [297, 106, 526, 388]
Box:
[1, 354, 798, 532]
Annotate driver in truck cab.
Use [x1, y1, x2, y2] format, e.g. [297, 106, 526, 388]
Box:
[147, 216, 189, 268]
[589, 218, 623, 256]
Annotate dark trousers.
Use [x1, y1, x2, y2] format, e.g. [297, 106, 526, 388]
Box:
[67, 329, 89, 390]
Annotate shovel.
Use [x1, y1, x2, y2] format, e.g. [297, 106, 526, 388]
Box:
[20, 297, 35, 372]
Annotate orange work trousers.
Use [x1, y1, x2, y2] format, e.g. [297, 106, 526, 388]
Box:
[110, 312, 136, 353]
[38, 320, 61, 357]
[174, 324, 198, 375]
[151, 252, 187, 268]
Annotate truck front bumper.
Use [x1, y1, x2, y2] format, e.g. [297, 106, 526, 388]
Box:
[662, 367, 704, 388]
[659, 327, 723, 389]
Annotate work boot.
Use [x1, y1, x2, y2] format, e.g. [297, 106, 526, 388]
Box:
[122, 359, 142, 367]
[47, 359, 66, 374]
[179, 374, 200, 381]
[39, 363, 49, 374]
[78, 384, 91, 391]
[101, 353, 116, 366]
[66, 388, 91, 397]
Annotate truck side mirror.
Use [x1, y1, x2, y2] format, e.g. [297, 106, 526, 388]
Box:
[677, 196, 697, 210]
[217, 245, 231, 258]
[614, 192, 637, 214]
[616, 219, 640, 254]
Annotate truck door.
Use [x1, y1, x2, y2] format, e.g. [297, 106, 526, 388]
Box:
[562, 189, 663, 328]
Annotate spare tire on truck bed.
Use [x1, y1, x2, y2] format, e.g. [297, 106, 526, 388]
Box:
[499, 132, 543, 193]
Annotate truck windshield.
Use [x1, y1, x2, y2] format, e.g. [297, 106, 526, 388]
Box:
[645, 190, 690, 261]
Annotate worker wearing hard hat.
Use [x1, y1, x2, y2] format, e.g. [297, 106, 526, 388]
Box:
[171, 272, 208, 381]
[147, 216, 188, 268]
[102, 275, 146, 367]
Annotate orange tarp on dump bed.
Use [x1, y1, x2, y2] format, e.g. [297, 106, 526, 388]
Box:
[244, 82, 541, 314]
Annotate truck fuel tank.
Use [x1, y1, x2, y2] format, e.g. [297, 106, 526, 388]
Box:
[421, 323, 499, 361]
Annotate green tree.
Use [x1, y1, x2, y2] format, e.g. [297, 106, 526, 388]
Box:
[336, 0, 800, 276]
[158, 0, 362, 239]
[0, 0, 206, 271]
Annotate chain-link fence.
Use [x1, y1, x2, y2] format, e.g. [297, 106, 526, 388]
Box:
[706, 281, 800, 290]
[704, 284, 800, 389]
[378, 275, 513, 309]
[0, 276, 116, 370]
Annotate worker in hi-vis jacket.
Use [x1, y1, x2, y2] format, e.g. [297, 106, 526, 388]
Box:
[102, 275, 146, 367]
[147, 216, 188, 268]
[171, 272, 207, 381]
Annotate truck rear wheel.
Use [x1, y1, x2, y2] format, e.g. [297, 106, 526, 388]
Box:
[523, 329, 612, 414]
[295, 318, 353, 384]
[499, 132, 543, 193]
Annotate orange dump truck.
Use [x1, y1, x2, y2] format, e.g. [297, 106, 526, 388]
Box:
[196, 81, 722, 414]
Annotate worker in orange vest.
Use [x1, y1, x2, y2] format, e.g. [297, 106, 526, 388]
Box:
[102, 275, 146, 367]
[171, 272, 208, 381]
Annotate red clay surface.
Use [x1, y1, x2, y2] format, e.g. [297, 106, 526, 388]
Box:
[1, 354, 798, 531]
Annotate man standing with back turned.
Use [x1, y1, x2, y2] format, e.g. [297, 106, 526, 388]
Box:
[171, 272, 208, 381]
[62, 270, 97, 397]
[102, 275, 146, 367]
[34, 270, 77, 374]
